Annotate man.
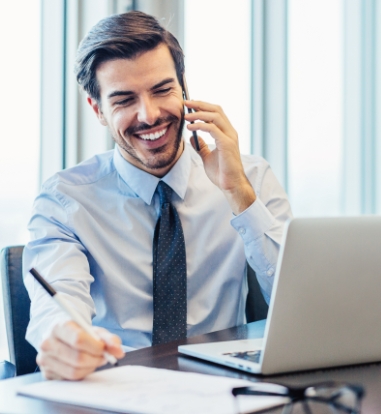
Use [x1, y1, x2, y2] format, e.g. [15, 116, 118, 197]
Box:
[23, 11, 292, 380]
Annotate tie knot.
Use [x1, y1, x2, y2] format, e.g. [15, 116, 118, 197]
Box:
[156, 181, 173, 206]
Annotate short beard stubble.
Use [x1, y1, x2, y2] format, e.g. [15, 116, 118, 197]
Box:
[114, 112, 185, 171]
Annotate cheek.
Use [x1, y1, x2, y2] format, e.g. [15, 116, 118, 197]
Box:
[167, 96, 184, 118]
[112, 110, 133, 136]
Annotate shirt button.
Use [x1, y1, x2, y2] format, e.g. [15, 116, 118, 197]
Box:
[238, 227, 246, 235]
[266, 268, 274, 277]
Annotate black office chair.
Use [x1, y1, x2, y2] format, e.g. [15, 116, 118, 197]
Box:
[246, 264, 269, 323]
[0, 246, 37, 378]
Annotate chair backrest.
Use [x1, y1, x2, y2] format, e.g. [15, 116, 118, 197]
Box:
[0, 246, 37, 375]
[246, 264, 268, 323]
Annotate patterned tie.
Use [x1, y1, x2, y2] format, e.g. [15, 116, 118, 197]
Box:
[152, 181, 187, 345]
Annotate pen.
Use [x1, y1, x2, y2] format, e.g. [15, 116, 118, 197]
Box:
[29, 267, 117, 366]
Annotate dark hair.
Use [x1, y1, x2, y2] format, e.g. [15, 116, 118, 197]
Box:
[75, 11, 185, 102]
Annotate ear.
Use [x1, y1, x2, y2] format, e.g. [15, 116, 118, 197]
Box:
[87, 96, 107, 126]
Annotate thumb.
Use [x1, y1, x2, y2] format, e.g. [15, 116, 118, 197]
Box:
[190, 135, 210, 161]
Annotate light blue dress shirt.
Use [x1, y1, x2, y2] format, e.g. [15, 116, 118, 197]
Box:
[23, 143, 292, 352]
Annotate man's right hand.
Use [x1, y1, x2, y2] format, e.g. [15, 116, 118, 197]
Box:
[37, 320, 124, 380]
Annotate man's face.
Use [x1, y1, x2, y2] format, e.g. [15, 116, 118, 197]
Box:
[88, 43, 184, 177]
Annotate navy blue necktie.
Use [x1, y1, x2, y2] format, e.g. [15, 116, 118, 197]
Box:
[152, 181, 187, 345]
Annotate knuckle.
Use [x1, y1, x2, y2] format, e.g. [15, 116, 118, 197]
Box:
[71, 331, 85, 348]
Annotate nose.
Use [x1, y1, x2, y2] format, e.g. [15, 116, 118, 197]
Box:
[136, 96, 161, 125]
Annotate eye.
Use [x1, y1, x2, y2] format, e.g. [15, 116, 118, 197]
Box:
[114, 97, 135, 106]
[154, 87, 171, 95]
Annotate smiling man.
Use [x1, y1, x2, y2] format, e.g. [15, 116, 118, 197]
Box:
[89, 44, 185, 175]
[23, 11, 292, 380]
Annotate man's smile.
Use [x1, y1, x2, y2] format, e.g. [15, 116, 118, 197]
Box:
[136, 125, 169, 141]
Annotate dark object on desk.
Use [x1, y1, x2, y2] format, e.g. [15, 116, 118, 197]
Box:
[246, 264, 268, 323]
[0, 246, 37, 377]
[232, 381, 364, 414]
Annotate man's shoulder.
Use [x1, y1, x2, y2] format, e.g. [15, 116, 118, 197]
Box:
[42, 150, 115, 191]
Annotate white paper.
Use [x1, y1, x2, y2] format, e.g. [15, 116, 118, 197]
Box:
[18, 365, 288, 414]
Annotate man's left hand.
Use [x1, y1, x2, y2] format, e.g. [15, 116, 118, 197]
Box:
[184, 100, 256, 215]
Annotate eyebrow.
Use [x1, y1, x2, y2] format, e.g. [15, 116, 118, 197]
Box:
[107, 78, 176, 100]
[151, 78, 175, 90]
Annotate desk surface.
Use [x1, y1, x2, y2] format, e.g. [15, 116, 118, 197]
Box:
[1, 321, 380, 414]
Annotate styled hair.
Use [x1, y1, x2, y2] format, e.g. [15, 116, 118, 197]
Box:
[75, 11, 185, 102]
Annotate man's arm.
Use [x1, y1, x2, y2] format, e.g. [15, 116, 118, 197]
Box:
[184, 100, 256, 215]
[24, 185, 124, 379]
[184, 100, 292, 301]
[230, 163, 292, 303]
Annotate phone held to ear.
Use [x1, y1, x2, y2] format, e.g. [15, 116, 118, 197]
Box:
[182, 74, 200, 151]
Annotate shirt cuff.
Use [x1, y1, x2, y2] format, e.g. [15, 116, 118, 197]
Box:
[230, 198, 275, 243]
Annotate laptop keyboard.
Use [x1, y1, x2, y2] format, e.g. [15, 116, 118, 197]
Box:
[223, 350, 262, 364]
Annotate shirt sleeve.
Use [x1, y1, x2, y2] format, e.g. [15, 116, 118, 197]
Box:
[230, 161, 293, 304]
[23, 182, 96, 351]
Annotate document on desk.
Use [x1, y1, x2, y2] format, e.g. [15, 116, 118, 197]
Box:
[18, 365, 288, 414]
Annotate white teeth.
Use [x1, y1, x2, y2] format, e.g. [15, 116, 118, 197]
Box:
[138, 127, 167, 140]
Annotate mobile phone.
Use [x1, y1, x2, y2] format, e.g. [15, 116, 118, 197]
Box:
[182, 74, 200, 151]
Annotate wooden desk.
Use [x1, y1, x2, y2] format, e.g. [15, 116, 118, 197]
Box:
[1, 321, 380, 413]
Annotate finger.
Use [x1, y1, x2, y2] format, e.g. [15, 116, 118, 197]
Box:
[40, 335, 106, 369]
[184, 100, 226, 116]
[187, 122, 234, 146]
[93, 327, 125, 358]
[40, 367, 63, 380]
[53, 321, 105, 357]
[185, 110, 226, 130]
[39, 352, 97, 381]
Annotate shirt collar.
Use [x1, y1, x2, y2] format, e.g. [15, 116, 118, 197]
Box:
[113, 142, 191, 205]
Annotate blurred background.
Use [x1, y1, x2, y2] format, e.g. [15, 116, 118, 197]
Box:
[0, 0, 380, 360]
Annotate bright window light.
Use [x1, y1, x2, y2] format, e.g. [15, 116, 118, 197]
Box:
[0, 0, 41, 361]
[288, 0, 343, 216]
[184, 0, 251, 154]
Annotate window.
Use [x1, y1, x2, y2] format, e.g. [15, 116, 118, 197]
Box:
[288, 0, 343, 216]
[0, 1, 41, 360]
[184, 0, 251, 154]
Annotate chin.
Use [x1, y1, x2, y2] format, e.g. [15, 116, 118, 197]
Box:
[142, 143, 182, 171]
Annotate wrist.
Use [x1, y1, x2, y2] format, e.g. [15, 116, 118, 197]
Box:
[223, 180, 256, 215]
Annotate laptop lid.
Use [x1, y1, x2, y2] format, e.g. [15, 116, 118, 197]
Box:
[179, 216, 381, 375]
[259, 216, 381, 374]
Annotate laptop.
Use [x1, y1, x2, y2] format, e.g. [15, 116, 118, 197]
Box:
[178, 216, 381, 375]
